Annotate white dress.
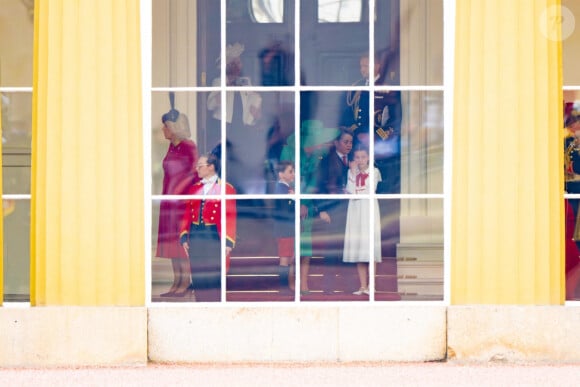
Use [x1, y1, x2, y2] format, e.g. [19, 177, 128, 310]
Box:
[342, 167, 382, 263]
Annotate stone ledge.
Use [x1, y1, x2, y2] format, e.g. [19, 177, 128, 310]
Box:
[447, 305, 580, 363]
[0, 307, 147, 367]
[148, 305, 447, 362]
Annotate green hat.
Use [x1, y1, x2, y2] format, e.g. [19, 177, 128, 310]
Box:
[301, 120, 339, 148]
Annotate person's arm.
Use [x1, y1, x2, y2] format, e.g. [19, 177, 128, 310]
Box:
[179, 197, 193, 253]
[207, 78, 221, 111]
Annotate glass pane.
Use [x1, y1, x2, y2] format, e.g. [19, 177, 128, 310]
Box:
[0, 1, 33, 87]
[336, 89, 444, 195]
[227, 0, 295, 86]
[564, 93, 580, 301]
[565, 199, 580, 300]
[152, 0, 221, 87]
[2, 92, 31, 195]
[224, 91, 295, 194]
[251, 0, 284, 23]
[377, 198, 444, 301]
[562, 0, 580, 85]
[375, 0, 443, 86]
[152, 90, 218, 196]
[301, 1, 368, 85]
[3, 199, 30, 302]
[318, 0, 362, 23]
[152, 195, 236, 303]
[227, 199, 295, 301]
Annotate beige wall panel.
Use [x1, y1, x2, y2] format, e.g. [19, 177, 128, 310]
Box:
[448, 306, 580, 362]
[0, 307, 147, 367]
[149, 306, 446, 362]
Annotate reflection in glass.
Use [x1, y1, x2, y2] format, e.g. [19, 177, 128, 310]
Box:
[2, 200, 30, 302]
[251, 0, 284, 23]
[376, 198, 443, 301]
[564, 99, 580, 300]
[376, 0, 443, 86]
[1, 92, 32, 195]
[152, 0, 220, 87]
[301, 1, 368, 86]
[224, 91, 294, 194]
[0, 1, 33, 87]
[226, 199, 296, 302]
[565, 199, 580, 300]
[227, 0, 294, 86]
[318, 0, 362, 23]
[154, 96, 199, 298]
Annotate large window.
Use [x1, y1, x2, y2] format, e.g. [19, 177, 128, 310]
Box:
[150, 0, 444, 303]
[0, 0, 34, 302]
[562, 0, 580, 301]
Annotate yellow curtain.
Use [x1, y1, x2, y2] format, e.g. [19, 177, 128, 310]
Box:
[31, 0, 144, 305]
[451, 0, 563, 304]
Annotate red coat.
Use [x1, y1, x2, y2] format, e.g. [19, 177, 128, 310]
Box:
[156, 140, 198, 259]
[565, 200, 580, 274]
[179, 178, 237, 268]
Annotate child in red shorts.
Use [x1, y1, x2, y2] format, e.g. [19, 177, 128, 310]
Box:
[273, 161, 296, 293]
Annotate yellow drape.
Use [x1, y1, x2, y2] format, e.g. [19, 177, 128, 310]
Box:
[31, 0, 144, 305]
[452, 0, 564, 304]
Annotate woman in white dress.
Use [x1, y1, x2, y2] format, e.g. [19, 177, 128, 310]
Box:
[343, 146, 382, 295]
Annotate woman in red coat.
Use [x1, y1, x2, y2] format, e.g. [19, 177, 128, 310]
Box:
[180, 154, 237, 301]
[156, 107, 198, 297]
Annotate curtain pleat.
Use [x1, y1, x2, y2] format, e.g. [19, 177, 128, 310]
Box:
[451, 0, 564, 304]
[31, 0, 144, 305]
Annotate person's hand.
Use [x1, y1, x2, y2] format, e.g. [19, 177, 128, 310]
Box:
[182, 241, 189, 255]
[226, 246, 233, 256]
[300, 204, 308, 219]
[250, 105, 261, 120]
[349, 159, 357, 172]
[319, 211, 331, 223]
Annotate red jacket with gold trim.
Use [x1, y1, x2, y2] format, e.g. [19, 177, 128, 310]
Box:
[179, 178, 237, 249]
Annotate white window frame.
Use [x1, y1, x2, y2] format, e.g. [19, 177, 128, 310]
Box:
[142, 0, 455, 307]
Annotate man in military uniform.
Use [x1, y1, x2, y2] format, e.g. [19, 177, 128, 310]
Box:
[339, 53, 402, 193]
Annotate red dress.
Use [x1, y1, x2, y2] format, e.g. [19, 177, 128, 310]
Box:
[156, 140, 198, 259]
[565, 200, 580, 273]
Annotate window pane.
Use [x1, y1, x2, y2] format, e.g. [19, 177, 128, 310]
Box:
[0, 1, 33, 87]
[226, 199, 294, 301]
[224, 91, 295, 194]
[152, 0, 221, 87]
[2, 92, 32, 195]
[227, 0, 295, 86]
[564, 92, 580, 300]
[3, 200, 30, 302]
[318, 0, 362, 23]
[301, 2, 368, 86]
[562, 0, 580, 85]
[375, 0, 443, 86]
[379, 198, 444, 301]
[251, 0, 284, 23]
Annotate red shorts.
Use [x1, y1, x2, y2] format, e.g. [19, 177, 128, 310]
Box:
[277, 237, 295, 258]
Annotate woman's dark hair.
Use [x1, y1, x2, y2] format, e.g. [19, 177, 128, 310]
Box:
[161, 92, 179, 123]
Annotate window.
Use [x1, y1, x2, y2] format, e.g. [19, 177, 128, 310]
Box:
[0, 0, 34, 302]
[150, 0, 445, 303]
[318, 0, 362, 23]
[251, 0, 285, 23]
[562, 0, 580, 301]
